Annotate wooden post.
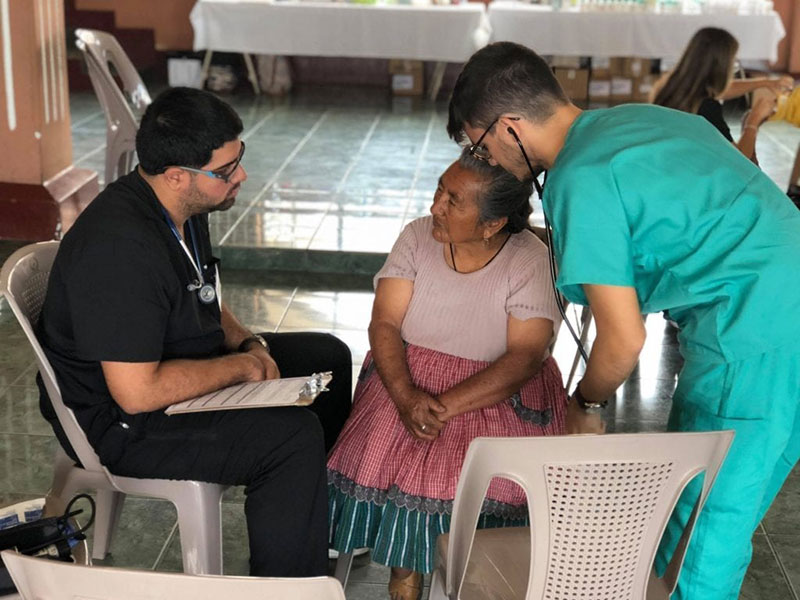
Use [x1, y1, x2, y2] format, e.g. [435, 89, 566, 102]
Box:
[0, 0, 98, 241]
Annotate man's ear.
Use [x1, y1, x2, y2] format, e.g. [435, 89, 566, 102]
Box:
[498, 115, 522, 135]
[496, 115, 525, 152]
[161, 167, 188, 192]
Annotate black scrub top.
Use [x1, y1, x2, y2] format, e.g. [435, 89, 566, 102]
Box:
[37, 169, 224, 455]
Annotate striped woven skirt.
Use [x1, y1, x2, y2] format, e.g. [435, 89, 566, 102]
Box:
[327, 343, 568, 573]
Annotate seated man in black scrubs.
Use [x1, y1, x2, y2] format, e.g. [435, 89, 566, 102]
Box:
[36, 87, 352, 577]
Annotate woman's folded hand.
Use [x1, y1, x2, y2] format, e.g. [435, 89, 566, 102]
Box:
[394, 388, 447, 442]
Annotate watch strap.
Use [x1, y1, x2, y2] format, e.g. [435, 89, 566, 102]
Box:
[237, 334, 269, 354]
[573, 383, 607, 411]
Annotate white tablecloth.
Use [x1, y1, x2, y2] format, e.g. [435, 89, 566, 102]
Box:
[191, 0, 491, 63]
[488, 2, 785, 62]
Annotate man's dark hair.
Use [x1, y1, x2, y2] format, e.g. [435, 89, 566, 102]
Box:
[136, 87, 243, 175]
[458, 149, 533, 234]
[447, 42, 568, 144]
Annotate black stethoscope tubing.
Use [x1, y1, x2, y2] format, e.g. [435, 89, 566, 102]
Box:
[512, 127, 590, 365]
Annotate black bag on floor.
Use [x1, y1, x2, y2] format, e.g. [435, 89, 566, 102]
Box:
[0, 494, 94, 596]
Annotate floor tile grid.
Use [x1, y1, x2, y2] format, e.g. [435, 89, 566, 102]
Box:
[216, 106, 456, 254]
[241, 108, 279, 143]
[245, 117, 385, 252]
[762, 533, 800, 600]
[70, 106, 106, 184]
[67, 95, 461, 255]
[301, 111, 386, 251]
[70, 110, 104, 130]
[217, 110, 332, 247]
[269, 286, 300, 332]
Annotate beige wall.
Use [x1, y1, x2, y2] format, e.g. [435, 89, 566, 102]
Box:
[75, 0, 196, 51]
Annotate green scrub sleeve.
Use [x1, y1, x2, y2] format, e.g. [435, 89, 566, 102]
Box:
[546, 168, 636, 306]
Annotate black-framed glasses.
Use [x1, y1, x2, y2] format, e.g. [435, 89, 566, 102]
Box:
[468, 117, 499, 161]
[179, 141, 246, 184]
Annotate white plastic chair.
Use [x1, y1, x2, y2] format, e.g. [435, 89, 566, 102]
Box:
[1, 550, 346, 600]
[429, 431, 734, 600]
[74, 28, 152, 185]
[0, 242, 227, 575]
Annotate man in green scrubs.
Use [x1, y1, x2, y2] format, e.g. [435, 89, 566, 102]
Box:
[447, 41, 800, 599]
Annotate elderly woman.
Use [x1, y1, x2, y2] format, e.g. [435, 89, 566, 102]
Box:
[327, 150, 568, 600]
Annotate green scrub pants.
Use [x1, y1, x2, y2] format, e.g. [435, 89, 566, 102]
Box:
[655, 347, 800, 600]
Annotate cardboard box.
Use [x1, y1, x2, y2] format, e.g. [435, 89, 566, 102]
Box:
[611, 77, 633, 103]
[389, 60, 424, 96]
[610, 57, 630, 77]
[554, 68, 589, 101]
[551, 55, 583, 69]
[633, 74, 657, 103]
[628, 57, 649, 79]
[589, 77, 611, 101]
[591, 57, 611, 80]
[592, 57, 611, 70]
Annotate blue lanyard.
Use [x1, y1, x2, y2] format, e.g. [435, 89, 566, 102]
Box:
[159, 206, 205, 285]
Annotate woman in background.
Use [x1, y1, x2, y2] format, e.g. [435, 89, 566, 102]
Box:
[651, 27, 792, 163]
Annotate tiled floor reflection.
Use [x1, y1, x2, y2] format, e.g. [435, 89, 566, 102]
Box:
[67, 86, 800, 262]
[1, 86, 799, 599]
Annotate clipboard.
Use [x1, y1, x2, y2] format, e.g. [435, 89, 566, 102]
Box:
[165, 372, 332, 415]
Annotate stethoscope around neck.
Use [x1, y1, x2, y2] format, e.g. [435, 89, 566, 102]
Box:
[506, 124, 590, 365]
[160, 206, 221, 309]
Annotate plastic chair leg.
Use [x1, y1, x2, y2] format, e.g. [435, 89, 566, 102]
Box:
[91, 489, 125, 560]
[428, 570, 446, 600]
[334, 552, 353, 589]
[47, 447, 76, 510]
[104, 146, 120, 185]
[174, 487, 223, 575]
[118, 149, 135, 179]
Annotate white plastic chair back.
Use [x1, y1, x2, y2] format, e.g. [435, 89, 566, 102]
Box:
[74, 28, 151, 184]
[440, 432, 733, 600]
[1, 243, 227, 575]
[0, 242, 105, 472]
[1, 551, 346, 600]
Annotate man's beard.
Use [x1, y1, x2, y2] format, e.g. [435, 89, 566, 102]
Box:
[211, 190, 238, 213]
[185, 181, 239, 215]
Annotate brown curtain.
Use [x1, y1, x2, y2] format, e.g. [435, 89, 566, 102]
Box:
[772, 0, 800, 74]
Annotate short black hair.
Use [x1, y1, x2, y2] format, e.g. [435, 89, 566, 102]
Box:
[136, 87, 243, 175]
[448, 42, 568, 144]
[458, 149, 533, 234]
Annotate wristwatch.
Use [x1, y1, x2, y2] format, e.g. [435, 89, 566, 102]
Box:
[238, 334, 269, 354]
[572, 383, 608, 414]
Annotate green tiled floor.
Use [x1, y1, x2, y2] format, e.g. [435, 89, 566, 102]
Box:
[1, 85, 799, 599]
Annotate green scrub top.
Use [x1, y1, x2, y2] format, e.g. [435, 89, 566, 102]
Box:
[544, 104, 800, 363]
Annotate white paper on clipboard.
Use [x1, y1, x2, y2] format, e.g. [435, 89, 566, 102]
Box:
[165, 372, 332, 415]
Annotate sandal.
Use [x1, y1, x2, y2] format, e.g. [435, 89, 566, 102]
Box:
[388, 570, 422, 600]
